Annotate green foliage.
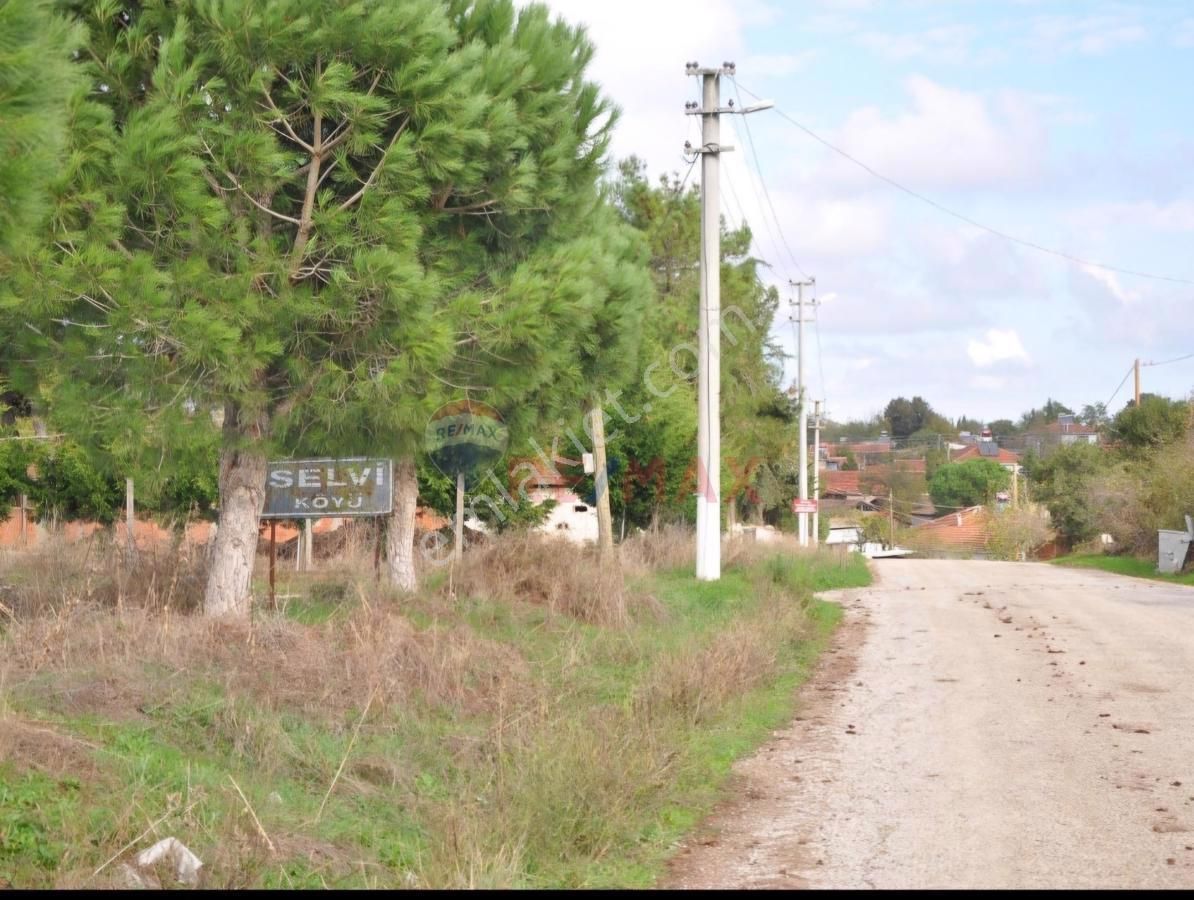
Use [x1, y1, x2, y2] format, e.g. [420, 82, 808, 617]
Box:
[924, 446, 947, 480]
[987, 418, 1017, 438]
[0, 0, 83, 251]
[1054, 553, 1194, 586]
[928, 458, 1009, 511]
[1022, 442, 1109, 544]
[605, 158, 790, 528]
[840, 447, 859, 470]
[1019, 398, 1074, 431]
[7, 0, 629, 521]
[1109, 394, 1190, 452]
[883, 395, 936, 439]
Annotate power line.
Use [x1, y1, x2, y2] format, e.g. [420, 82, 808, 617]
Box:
[733, 80, 1194, 288]
[1143, 352, 1194, 368]
[730, 78, 811, 281]
[1104, 363, 1135, 410]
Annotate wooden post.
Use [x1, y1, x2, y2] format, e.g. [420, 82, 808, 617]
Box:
[591, 397, 614, 552]
[454, 471, 464, 565]
[374, 517, 383, 583]
[17, 493, 28, 547]
[303, 518, 313, 571]
[269, 520, 277, 610]
[1134, 358, 1141, 406]
[125, 477, 135, 552]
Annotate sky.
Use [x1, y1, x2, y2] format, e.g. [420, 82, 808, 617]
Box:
[537, 0, 1194, 424]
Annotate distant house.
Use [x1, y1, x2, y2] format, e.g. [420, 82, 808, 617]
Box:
[908, 505, 993, 557]
[950, 441, 1021, 474]
[520, 457, 599, 544]
[1022, 414, 1099, 455]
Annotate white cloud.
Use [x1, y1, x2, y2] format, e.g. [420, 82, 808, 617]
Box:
[968, 329, 1030, 367]
[828, 76, 1048, 190]
[1078, 265, 1142, 306]
[1028, 14, 1147, 56]
[538, 0, 778, 174]
[855, 25, 980, 65]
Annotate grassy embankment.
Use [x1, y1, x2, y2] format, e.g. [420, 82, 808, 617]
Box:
[1052, 553, 1194, 586]
[0, 530, 869, 888]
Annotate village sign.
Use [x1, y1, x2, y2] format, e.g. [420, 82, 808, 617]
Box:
[262, 458, 393, 518]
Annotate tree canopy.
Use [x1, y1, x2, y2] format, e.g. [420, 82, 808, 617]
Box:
[927, 458, 1009, 511]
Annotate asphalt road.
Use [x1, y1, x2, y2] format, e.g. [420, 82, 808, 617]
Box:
[665, 558, 1194, 889]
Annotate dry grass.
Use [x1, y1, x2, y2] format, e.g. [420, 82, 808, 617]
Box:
[0, 523, 867, 889]
[450, 532, 633, 627]
[0, 533, 209, 618]
[620, 524, 694, 575]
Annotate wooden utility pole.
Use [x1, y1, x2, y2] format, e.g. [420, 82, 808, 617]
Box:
[17, 493, 29, 547]
[1134, 358, 1141, 405]
[454, 472, 464, 565]
[591, 397, 613, 552]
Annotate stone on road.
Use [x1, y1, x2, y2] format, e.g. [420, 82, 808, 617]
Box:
[664, 559, 1194, 889]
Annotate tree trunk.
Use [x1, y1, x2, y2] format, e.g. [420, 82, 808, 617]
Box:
[590, 397, 614, 552]
[386, 455, 419, 591]
[726, 494, 737, 533]
[203, 444, 267, 617]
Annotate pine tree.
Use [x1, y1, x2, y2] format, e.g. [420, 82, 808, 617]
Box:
[13, 0, 617, 614]
[0, 0, 82, 252]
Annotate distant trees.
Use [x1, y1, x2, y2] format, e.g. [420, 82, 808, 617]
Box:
[1109, 394, 1190, 452]
[928, 459, 1009, 511]
[987, 419, 1017, 438]
[1021, 443, 1108, 545]
[1019, 398, 1073, 431]
[1079, 402, 1109, 430]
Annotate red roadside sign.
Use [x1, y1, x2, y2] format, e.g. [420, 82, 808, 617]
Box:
[791, 498, 818, 514]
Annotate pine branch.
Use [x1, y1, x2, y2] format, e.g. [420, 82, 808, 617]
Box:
[260, 88, 315, 154]
[289, 104, 323, 277]
[336, 118, 407, 213]
[201, 141, 300, 226]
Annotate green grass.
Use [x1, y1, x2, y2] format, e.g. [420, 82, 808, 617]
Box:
[0, 547, 871, 889]
[1053, 553, 1194, 586]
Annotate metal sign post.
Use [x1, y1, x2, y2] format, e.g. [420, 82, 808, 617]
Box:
[269, 520, 278, 609]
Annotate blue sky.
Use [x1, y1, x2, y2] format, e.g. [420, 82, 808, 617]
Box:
[541, 0, 1194, 423]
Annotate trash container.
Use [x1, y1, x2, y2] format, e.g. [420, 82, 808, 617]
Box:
[1157, 528, 1192, 574]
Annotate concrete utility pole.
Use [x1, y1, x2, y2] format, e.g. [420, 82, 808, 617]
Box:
[813, 399, 822, 546]
[889, 488, 895, 549]
[791, 279, 815, 547]
[685, 61, 772, 580]
[1134, 357, 1141, 406]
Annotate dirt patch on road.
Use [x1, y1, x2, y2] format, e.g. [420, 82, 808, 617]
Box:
[663, 589, 871, 889]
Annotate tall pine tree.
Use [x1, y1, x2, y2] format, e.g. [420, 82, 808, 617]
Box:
[14, 0, 617, 614]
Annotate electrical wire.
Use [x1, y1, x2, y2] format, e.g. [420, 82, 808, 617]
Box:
[1104, 363, 1135, 410]
[1143, 352, 1194, 368]
[730, 78, 811, 281]
[733, 80, 1194, 288]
